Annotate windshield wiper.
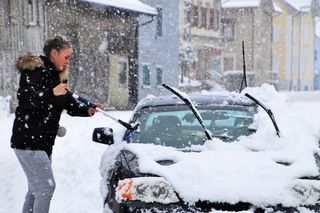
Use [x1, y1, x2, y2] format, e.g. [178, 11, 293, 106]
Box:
[245, 93, 281, 137]
[162, 83, 213, 140]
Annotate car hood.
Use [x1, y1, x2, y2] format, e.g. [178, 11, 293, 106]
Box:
[104, 139, 319, 207]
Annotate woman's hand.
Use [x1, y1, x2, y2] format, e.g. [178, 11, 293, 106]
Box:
[53, 83, 69, 96]
[88, 103, 103, 117]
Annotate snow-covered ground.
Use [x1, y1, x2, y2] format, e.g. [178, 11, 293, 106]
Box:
[0, 108, 130, 213]
[1, 89, 320, 213]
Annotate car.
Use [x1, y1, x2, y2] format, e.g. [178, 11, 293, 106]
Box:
[93, 84, 320, 213]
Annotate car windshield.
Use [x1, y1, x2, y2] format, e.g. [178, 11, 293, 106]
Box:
[128, 104, 256, 148]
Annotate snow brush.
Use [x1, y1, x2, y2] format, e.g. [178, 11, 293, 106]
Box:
[68, 92, 138, 131]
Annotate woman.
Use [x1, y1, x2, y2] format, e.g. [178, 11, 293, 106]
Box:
[11, 36, 100, 213]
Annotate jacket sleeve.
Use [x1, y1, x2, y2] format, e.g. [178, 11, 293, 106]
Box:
[64, 92, 90, 117]
[17, 69, 54, 110]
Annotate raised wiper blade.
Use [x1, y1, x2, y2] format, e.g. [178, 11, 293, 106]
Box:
[162, 83, 213, 140]
[245, 93, 281, 137]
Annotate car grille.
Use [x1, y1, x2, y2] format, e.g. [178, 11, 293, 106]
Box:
[195, 201, 255, 212]
[194, 201, 306, 212]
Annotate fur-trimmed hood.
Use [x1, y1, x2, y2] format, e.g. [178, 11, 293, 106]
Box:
[16, 54, 44, 72]
[16, 54, 69, 81]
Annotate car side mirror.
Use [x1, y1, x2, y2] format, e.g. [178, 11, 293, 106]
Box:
[92, 127, 114, 145]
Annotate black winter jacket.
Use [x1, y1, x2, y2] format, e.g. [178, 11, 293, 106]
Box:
[11, 55, 89, 156]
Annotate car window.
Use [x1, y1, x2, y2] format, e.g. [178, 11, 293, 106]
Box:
[129, 105, 256, 148]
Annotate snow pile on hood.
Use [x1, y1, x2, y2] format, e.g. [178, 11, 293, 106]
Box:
[100, 84, 320, 207]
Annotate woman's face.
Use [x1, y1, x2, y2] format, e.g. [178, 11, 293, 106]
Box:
[50, 48, 72, 72]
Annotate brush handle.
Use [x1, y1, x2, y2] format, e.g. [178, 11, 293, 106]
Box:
[71, 93, 96, 108]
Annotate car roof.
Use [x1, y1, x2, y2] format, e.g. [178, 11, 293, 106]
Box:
[135, 93, 257, 111]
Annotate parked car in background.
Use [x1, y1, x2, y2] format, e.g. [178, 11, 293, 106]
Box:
[93, 84, 320, 213]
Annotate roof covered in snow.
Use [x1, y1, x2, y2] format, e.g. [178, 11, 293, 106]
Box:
[273, 1, 283, 13]
[82, 0, 157, 15]
[284, 0, 312, 12]
[222, 0, 261, 9]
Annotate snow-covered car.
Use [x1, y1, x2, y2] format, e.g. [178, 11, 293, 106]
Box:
[93, 84, 320, 212]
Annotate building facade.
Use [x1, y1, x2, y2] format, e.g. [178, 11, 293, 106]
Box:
[138, 0, 179, 100]
[273, 0, 318, 91]
[0, 0, 156, 110]
[221, 0, 273, 91]
[0, 0, 45, 110]
[179, 0, 222, 91]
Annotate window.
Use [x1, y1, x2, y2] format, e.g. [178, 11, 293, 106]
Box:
[211, 56, 222, 81]
[209, 9, 220, 31]
[272, 24, 279, 43]
[222, 19, 234, 41]
[215, 11, 220, 31]
[304, 27, 309, 44]
[28, 0, 37, 25]
[131, 106, 256, 147]
[223, 56, 234, 71]
[255, 24, 262, 43]
[156, 7, 163, 37]
[191, 5, 199, 27]
[143, 65, 151, 86]
[200, 7, 207, 28]
[209, 9, 215, 30]
[118, 61, 127, 86]
[272, 54, 279, 73]
[156, 67, 163, 86]
[185, 2, 191, 24]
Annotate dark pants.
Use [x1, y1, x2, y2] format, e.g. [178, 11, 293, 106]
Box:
[14, 149, 55, 213]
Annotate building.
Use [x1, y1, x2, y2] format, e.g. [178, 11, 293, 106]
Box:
[221, 0, 273, 91]
[137, 0, 223, 96]
[272, 0, 319, 91]
[138, 0, 179, 99]
[179, 0, 222, 91]
[0, 0, 156, 110]
[0, 0, 46, 110]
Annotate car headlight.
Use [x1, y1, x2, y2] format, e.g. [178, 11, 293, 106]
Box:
[115, 177, 179, 204]
[292, 179, 320, 205]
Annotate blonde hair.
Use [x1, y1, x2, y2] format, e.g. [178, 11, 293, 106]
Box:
[59, 66, 69, 82]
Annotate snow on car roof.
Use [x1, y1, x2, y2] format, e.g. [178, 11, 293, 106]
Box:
[136, 91, 256, 110]
[100, 84, 320, 207]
